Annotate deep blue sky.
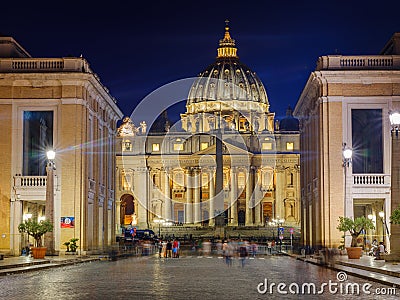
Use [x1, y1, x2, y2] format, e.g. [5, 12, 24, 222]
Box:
[2, 1, 400, 122]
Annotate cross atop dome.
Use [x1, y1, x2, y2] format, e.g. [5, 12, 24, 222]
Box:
[217, 20, 238, 58]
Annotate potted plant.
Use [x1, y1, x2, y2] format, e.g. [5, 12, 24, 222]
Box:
[64, 238, 79, 254]
[69, 238, 79, 252]
[63, 241, 70, 252]
[337, 216, 375, 259]
[18, 219, 53, 259]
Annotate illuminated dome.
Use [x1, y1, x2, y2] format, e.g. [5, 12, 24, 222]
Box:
[181, 21, 274, 133]
[187, 22, 269, 107]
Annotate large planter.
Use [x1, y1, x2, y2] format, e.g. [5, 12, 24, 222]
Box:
[31, 247, 47, 259]
[346, 247, 362, 259]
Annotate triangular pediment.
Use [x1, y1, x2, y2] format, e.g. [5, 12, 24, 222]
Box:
[194, 141, 253, 156]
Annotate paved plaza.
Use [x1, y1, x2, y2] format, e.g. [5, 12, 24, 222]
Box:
[0, 253, 398, 300]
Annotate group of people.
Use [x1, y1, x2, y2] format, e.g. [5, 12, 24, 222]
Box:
[158, 239, 180, 258]
[222, 239, 258, 267]
[371, 239, 386, 260]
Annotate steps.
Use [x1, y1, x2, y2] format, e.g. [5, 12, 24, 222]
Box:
[0, 257, 100, 276]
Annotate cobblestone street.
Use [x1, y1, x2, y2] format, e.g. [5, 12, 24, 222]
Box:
[0, 254, 398, 300]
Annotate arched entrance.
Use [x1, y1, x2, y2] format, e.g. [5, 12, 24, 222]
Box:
[120, 194, 135, 226]
[238, 210, 245, 226]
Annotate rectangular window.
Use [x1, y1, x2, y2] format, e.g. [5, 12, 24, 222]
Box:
[152, 143, 160, 152]
[201, 142, 209, 150]
[173, 143, 183, 151]
[286, 142, 294, 151]
[23, 111, 53, 176]
[262, 142, 272, 150]
[351, 109, 383, 173]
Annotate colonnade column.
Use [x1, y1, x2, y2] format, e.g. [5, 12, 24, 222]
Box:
[193, 167, 201, 224]
[164, 168, 172, 221]
[230, 167, 238, 225]
[245, 167, 254, 226]
[185, 168, 193, 224]
[208, 168, 215, 226]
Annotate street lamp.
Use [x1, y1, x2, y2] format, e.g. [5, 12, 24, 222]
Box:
[367, 214, 374, 247]
[270, 217, 285, 252]
[389, 111, 400, 137]
[153, 218, 165, 237]
[342, 143, 353, 246]
[45, 149, 56, 255]
[342, 143, 353, 167]
[386, 111, 400, 261]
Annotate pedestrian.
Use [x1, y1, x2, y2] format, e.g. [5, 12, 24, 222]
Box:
[226, 241, 234, 267]
[176, 239, 180, 258]
[158, 240, 163, 258]
[239, 243, 248, 268]
[222, 240, 228, 261]
[173, 239, 179, 258]
[251, 241, 258, 257]
[203, 240, 211, 255]
[267, 240, 272, 255]
[166, 240, 172, 258]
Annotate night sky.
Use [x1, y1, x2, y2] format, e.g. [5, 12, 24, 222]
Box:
[2, 1, 400, 123]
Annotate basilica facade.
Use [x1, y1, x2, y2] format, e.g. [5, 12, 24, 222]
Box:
[115, 24, 300, 236]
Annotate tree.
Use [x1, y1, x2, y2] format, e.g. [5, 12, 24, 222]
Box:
[18, 219, 53, 247]
[390, 206, 400, 225]
[337, 216, 375, 247]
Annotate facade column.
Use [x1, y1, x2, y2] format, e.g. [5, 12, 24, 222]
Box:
[245, 167, 254, 226]
[194, 168, 201, 224]
[10, 199, 23, 256]
[164, 168, 172, 221]
[185, 168, 193, 224]
[208, 168, 215, 226]
[199, 113, 204, 133]
[275, 167, 284, 219]
[134, 167, 149, 229]
[230, 167, 238, 225]
[254, 168, 262, 226]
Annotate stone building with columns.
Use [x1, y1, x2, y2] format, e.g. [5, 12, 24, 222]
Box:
[115, 25, 300, 236]
[294, 32, 400, 251]
[0, 36, 123, 255]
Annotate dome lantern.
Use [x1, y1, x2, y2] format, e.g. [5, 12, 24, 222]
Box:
[217, 20, 238, 59]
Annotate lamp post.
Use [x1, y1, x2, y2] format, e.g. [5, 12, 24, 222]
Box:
[270, 217, 285, 252]
[386, 111, 400, 261]
[367, 214, 375, 244]
[342, 143, 353, 247]
[379, 211, 390, 239]
[45, 150, 56, 255]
